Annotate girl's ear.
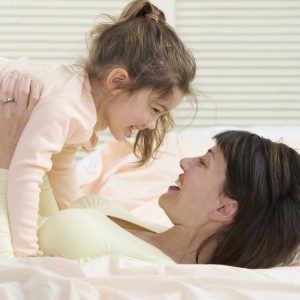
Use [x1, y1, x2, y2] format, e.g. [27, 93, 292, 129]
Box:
[106, 68, 130, 95]
[208, 198, 238, 223]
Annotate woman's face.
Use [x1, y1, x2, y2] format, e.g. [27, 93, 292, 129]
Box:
[105, 87, 183, 141]
[158, 145, 227, 228]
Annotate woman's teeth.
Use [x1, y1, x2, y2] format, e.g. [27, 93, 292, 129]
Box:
[175, 180, 182, 190]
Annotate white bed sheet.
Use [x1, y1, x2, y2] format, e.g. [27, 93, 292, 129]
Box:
[0, 256, 300, 300]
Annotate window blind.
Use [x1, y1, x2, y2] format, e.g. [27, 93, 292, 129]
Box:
[175, 0, 300, 128]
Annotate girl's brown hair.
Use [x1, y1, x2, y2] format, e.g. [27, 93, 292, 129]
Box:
[85, 0, 196, 164]
[197, 130, 300, 268]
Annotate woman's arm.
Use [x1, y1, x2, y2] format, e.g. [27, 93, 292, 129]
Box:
[0, 71, 40, 168]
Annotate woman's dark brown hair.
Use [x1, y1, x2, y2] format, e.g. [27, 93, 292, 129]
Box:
[85, 0, 196, 165]
[197, 130, 300, 268]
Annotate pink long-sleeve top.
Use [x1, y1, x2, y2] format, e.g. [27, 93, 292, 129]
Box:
[0, 57, 98, 256]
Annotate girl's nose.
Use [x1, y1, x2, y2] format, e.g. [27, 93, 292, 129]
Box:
[146, 119, 157, 130]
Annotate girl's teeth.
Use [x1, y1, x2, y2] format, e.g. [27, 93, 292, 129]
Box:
[130, 126, 136, 134]
[128, 126, 135, 137]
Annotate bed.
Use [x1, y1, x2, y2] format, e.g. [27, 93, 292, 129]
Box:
[0, 126, 299, 299]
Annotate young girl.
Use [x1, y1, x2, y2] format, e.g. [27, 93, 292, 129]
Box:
[0, 0, 196, 257]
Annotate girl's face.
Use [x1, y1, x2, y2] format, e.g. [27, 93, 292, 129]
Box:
[158, 145, 227, 229]
[104, 87, 184, 141]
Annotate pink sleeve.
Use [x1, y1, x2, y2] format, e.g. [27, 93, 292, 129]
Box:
[7, 99, 75, 256]
[47, 144, 82, 209]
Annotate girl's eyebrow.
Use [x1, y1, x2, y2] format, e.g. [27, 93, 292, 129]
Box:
[157, 103, 167, 112]
[208, 149, 214, 159]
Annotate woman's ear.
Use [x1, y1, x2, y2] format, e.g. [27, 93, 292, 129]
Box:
[208, 198, 238, 223]
[106, 68, 130, 95]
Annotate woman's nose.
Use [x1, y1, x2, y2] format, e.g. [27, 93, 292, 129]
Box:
[180, 157, 198, 171]
[180, 158, 191, 171]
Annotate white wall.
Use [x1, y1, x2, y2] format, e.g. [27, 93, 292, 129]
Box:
[0, 0, 299, 132]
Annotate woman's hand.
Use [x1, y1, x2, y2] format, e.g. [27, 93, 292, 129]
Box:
[0, 71, 40, 169]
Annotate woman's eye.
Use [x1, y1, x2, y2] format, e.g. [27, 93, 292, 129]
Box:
[199, 158, 206, 167]
[152, 108, 161, 114]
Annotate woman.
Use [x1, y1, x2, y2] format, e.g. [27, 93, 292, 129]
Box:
[1, 85, 300, 268]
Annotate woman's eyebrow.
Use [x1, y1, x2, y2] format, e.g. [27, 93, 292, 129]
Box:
[208, 149, 214, 159]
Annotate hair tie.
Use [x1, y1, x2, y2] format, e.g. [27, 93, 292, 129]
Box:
[145, 13, 159, 22]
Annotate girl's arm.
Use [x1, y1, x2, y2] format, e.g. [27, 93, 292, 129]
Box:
[0, 58, 76, 256]
[47, 144, 81, 209]
[1, 63, 88, 256]
[0, 73, 39, 257]
[7, 98, 74, 256]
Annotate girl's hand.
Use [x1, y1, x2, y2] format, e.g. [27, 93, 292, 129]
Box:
[0, 71, 40, 169]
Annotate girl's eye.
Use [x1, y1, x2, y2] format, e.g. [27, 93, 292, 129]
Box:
[152, 108, 161, 114]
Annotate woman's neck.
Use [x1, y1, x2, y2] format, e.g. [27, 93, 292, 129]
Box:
[133, 225, 217, 264]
